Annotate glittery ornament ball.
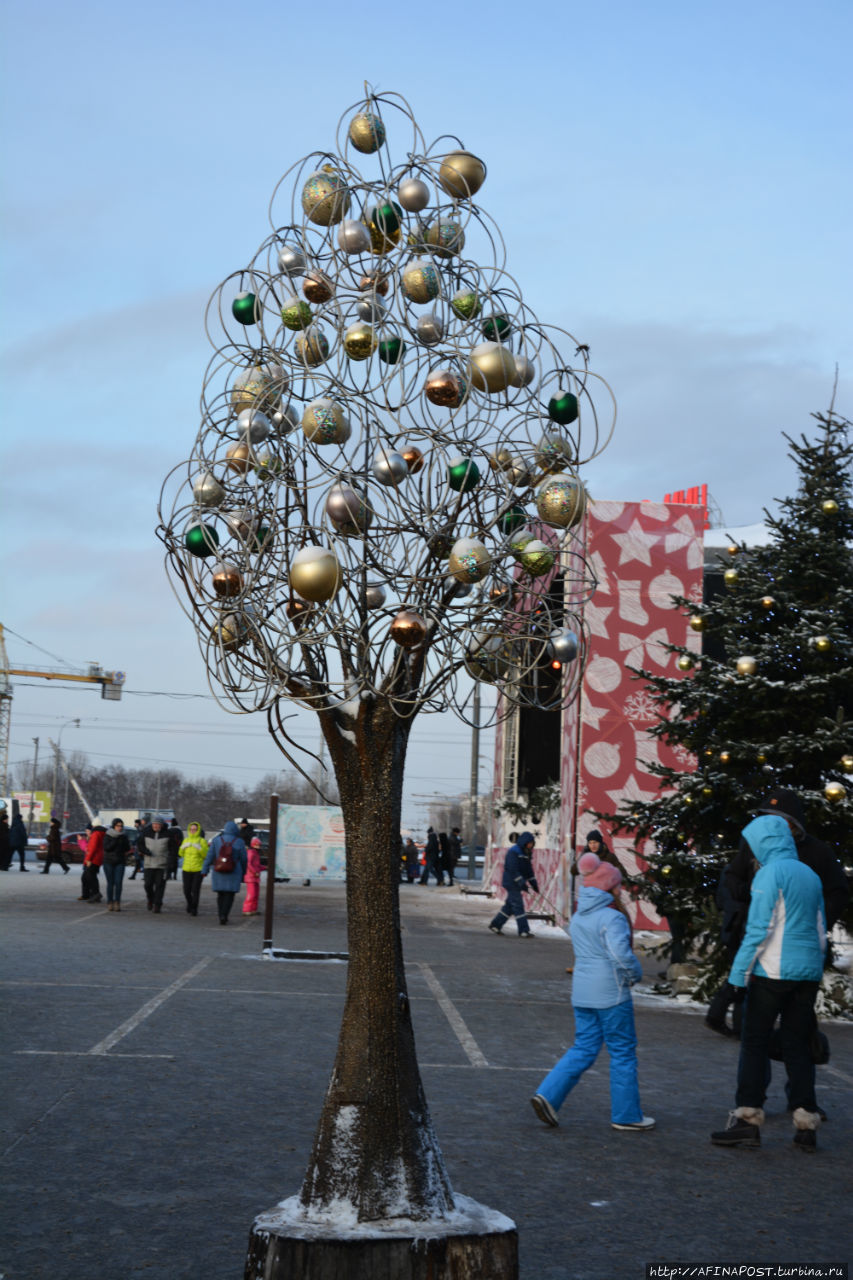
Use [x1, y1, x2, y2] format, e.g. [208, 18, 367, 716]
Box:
[448, 538, 491, 584]
[536, 475, 586, 529]
[280, 296, 312, 331]
[348, 111, 386, 153]
[232, 292, 261, 326]
[535, 433, 574, 474]
[302, 398, 350, 445]
[548, 391, 579, 425]
[451, 289, 480, 320]
[295, 327, 329, 367]
[518, 539, 555, 577]
[184, 523, 220, 558]
[424, 220, 465, 258]
[231, 362, 288, 412]
[402, 261, 440, 304]
[301, 169, 351, 226]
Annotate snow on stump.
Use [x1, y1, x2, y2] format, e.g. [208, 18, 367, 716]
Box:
[244, 1194, 518, 1279]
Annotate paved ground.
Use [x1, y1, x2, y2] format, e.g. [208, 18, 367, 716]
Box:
[1, 865, 852, 1279]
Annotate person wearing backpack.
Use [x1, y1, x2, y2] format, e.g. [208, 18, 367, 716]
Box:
[202, 820, 247, 925]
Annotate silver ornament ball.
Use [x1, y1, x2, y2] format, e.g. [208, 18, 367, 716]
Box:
[372, 449, 409, 485]
[415, 312, 445, 346]
[277, 244, 306, 276]
[337, 219, 371, 255]
[548, 629, 579, 663]
[236, 407, 271, 443]
[193, 473, 225, 507]
[398, 177, 430, 212]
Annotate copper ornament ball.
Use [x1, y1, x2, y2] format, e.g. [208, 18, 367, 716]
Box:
[425, 369, 466, 408]
[358, 272, 389, 296]
[720, 751, 731, 764]
[289, 546, 341, 603]
[726, 544, 739, 557]
[438, 150, 487, 199]
[302, 270, 335, 304]
[760, 595, 776, 610]
[212, 564, 243, 598]
[400, 445, 425, 474]
[285, 597, 312, 621]
[390, 610, 427, 648]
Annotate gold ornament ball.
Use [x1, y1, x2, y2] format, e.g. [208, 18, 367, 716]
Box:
[677, 654, 694, 671]
[661, 865, 672, 876]
[448, 538, 491, 584]
[813, 634, 832, 653]
[212, 613, 246, 651]
[212, 564, 243, 599]
[839, 754, 853, 773]
[301, 169, 350, 226]
[468, 341, 516, 394]
[231, 362, 288, 412]
[724, 568, 739, 587]
[348, 111, 385, 153]
[689, 615, 706, 632]
[825, 781, 847, 804]
[720, 751, 731, 764]
[701, 786, 713, 798]
[822, 499, 839, 515]
[760, 596, 776, 610]
[438, 150, 486, 199]
[535, 433, 574, 475]
[756, 752, 767, 765]
[489, 446, 514, 472]
[726, 543, 739, 557]
[343, 323, 378, 361]
[536, 475, 587, 529]
[390, 610, 427, 649]
[289, 546, 341, 603]
[735, 655, 758, 676]
[225, 441, 252, 474]
[424, 220, 465, 259]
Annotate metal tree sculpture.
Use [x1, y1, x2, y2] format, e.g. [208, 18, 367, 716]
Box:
[158, 89, 614, 1225]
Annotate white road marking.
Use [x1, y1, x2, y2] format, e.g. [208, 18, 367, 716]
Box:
[419, 964, 488, 1068]
[86, 957, 213, 1056]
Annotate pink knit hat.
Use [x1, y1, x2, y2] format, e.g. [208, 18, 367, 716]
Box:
[250, 837, 262, 849]
[578, 851, 621, 893]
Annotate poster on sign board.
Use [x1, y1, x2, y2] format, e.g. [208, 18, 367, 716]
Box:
[274, 803, 346, 881]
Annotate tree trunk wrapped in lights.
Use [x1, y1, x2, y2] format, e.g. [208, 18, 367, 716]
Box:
[158, 87, 615, 1269]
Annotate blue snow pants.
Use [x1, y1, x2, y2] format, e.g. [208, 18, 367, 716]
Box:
[490, 887, 529, 935]
[536, 1002, 643, 1124]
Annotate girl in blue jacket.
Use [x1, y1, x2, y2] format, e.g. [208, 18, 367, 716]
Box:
[531, 853, 654, 1131]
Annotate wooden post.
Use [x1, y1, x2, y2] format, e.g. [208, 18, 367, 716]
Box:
[262, 793, 278, 953]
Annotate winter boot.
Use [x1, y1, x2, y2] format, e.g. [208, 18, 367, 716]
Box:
[710, 1106, 763, 1147]
[792, 1108, 820, 1154]
[530, 1094, 559, 1127]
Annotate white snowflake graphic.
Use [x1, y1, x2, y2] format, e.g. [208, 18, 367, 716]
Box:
[671, 743, 698, 770]
[623, 690, 657, 722]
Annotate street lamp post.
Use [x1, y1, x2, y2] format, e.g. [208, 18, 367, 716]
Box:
[53, 718, 80, 820]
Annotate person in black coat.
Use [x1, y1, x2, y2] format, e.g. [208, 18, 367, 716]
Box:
[166, 818, 183, 880]
[419, 828, 444, 885]
[42, 818, 69, 874]
[0, 811, 10, 870]
[570, 829, 627, 879]
[9, 813, 28, 871]
[438, 831, 455, 886]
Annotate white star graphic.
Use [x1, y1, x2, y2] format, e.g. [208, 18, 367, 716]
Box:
[605, 772, 659, 807]
[611, 519, 659, 566]
[584, 598, 614, 639]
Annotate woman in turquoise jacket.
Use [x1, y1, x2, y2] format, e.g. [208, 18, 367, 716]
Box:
[531, 853, 654, 1132]
[711, 813, 826, 1152]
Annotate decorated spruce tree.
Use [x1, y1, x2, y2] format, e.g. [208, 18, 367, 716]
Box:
[604, 409, 853, 978]
[158, 89, 613, 1271]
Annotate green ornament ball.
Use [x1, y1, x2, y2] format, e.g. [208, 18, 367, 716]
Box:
[232, 292, 261, 326]
[548, 391, 579, 425]
[369, 200, 403, 237]
[448, 456, 480, 493]
[499, 504, 527, 534]
[482, 313, 511, 343]
[252, 525, 272, 553]
[378, 335, 406, 364]
[280, 296, 312, 331]
[184, 523, 220, 558]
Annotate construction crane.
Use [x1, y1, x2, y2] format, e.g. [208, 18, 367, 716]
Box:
[48, 739, 96, 824]
[0, 623, 125, 793]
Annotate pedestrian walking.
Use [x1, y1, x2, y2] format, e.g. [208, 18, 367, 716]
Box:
[166, 818, 183, 881]
[41, 818, 69, 874]
[138, 816, 170, 912]
[438, 831, 455, 886]
[9, 813, 29, 871]
[402, 837, 419, 883]
[202, 820, 247, 925]
[242, 836, 262, 916]
[82, 824, 105, 902]
[449, 826, 463, 877]
[129, 819, 144, 879]
[238, 817, 255, 847]
[76, 826, 92, 900]
[419, 827, 443, 885]
[0, 810, 10, 870]
[102, 819, 130, 911]
[570, 829, 627, 879]
[489, 832, 539, 937]
[710, 814, 826, 1153]
[179, 821, 208, 916]
[531, 852, 654, 1131]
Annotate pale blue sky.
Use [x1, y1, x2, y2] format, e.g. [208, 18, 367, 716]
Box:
[2, 0, 850, 827]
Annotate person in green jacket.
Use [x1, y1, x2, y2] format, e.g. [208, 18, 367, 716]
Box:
[179, 821, 208, 917]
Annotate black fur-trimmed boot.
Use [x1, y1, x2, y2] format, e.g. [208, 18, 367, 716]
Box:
[710, 1106, 763, 1147]
[792, 1107, 820, 1153]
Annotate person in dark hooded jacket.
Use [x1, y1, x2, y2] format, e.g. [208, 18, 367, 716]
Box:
[202, 820, 247, 925]
[9, 813, 28, 871]
[570, 829, 627, 879]
[488, 832, 539, 936]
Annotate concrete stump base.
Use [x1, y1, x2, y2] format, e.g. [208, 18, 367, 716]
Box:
[244, 1194, 518, 1280]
